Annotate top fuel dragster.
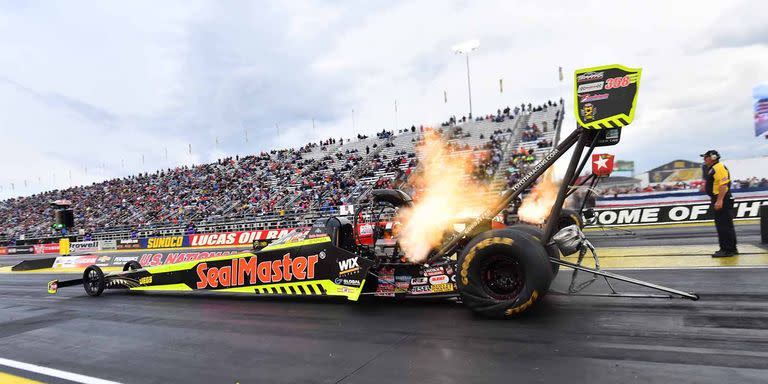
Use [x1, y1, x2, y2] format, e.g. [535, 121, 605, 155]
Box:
[48, 64, 699, 318]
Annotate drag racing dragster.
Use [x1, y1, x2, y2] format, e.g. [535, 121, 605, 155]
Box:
[47, 64, 699, 318]
[47, 129, 699, 318]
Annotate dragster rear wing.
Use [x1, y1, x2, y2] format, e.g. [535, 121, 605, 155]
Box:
[429, 64, 642, 263]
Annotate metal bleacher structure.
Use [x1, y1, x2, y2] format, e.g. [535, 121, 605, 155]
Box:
[0, 102, 565, 243]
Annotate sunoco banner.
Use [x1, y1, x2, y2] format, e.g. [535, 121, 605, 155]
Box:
[140, 236, 189, 249]
[593, 198, 768, 226]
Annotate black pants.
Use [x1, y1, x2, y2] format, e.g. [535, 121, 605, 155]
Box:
[711, 196, 737, 252]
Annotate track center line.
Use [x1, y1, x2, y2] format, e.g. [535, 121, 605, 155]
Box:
[0, 357, 122, 384]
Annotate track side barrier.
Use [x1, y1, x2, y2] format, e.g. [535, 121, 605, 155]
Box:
[591, 198, 768, 227]
[761, 205, 768, 244]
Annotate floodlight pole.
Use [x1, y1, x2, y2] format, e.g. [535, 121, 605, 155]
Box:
[464, 53, 473, 119]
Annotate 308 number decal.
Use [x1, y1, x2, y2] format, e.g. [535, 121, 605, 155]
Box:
[604, 76, 631, 89]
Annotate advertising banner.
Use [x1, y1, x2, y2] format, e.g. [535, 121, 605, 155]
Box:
[140, 236, 189, 249]
[188, 229, 293, 247]
[99, 240, 117, 250]
[138, 250, 244, 267]
[6, 245, 35, 255]
[593, 198, 768, 226]
[52, 255, 99, 268]
[33, 243, 60, 255]
[0, 247, 7, 255]
[117, 239, 141, 250]
[615, 160, 634, 172]
[69, 241, 99, 254]
[754, 83, 768, 137]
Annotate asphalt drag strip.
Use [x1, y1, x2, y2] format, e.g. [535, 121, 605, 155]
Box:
[0, 267, 767, 384]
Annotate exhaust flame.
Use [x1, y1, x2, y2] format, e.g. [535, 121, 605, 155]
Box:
[396, 131, 497, 263]
[518, 169, 560, 224]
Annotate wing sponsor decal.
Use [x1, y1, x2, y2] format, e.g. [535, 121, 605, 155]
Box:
[577, 71, 604, 83]
[577, 81, 603, 94]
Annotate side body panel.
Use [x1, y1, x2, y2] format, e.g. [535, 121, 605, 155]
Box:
[108, 238, 373, 301]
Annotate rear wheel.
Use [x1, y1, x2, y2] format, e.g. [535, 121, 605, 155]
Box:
[83, 265, 105, 297]
[508, 224, 561, 278]
[457, 229, 553, 318]
[122, 260, 142, 271]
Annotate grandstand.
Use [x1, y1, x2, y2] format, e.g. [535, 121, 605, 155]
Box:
[0, 101, 565, 244]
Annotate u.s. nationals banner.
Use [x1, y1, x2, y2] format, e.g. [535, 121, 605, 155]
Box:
[593, 198, 768, 226]
[188, 229, 294, 247]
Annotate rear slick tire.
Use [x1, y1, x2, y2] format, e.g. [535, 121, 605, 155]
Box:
[507, 224, 561, 279]
[457, 229, 553, 318]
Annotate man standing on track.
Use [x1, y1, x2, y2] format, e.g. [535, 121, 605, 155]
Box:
[701, 150, 738, 257]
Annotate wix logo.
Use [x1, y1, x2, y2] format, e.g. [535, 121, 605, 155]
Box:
[338, 257, 360, 275]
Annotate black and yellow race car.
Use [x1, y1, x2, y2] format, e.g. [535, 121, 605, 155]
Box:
[47, 65, 699, 317]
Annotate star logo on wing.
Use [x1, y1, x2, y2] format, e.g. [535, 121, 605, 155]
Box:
[594, 156, 609, 170]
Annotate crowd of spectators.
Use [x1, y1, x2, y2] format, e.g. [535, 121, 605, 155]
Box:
[1, 102, 559, 241]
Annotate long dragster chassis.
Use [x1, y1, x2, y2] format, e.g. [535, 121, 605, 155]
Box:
[48, 64, 700, 317]
[47, 124, 699, 317]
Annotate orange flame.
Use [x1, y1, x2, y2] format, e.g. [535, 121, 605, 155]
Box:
[396, 131, 497, 263]
[518, 169, 560, 224]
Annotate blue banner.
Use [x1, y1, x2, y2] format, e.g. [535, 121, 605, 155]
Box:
[754, 83, 768, 137]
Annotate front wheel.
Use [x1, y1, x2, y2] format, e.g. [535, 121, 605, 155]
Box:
[83, 265, 105, 297]
[123, 260, 142, 271]
[457, 229, 553, 318]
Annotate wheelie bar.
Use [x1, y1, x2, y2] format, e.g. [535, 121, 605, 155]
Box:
[550, 258, 700, 301]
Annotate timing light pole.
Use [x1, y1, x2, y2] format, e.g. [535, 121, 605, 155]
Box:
[452, 39, 480, 119]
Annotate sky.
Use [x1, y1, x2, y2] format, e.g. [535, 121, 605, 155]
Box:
[1, 0, 767, 200]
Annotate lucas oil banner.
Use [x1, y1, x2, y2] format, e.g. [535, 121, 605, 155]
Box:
[188, 229, 293, 247]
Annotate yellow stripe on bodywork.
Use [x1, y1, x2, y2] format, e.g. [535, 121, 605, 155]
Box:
[258, 236, 331, 252]
[133, 279, 366, 301]
[214, 279, 365, 301]
[130, 283, 193, 291]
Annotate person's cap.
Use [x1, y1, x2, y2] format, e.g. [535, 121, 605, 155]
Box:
[700, 149, 719, 158]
